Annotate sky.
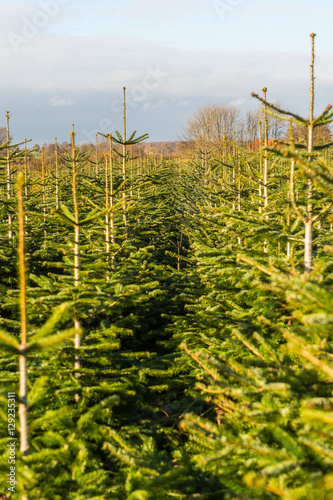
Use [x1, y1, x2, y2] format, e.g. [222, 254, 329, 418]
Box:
[1, 0, 333, 145]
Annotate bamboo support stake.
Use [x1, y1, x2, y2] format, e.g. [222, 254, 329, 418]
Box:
[17, 173, 30, 457]
[232, 132, 236, 210]
[237, 159, 241, 212]
[55, 137, 59, 210]
[138, 153, 142, 201]
[262, 89, 269, 253]
[130, 145, 133, 199]
[258, 119, 263, 213]
[204, 135, 208, 187]
[177, 231, 183, 271]
[286, 188, 291, 259]
[6, 111, 12, 240]
[122, 87, 128, 228]
[41, 147, 47, 239]
[209, 144, 212, 206]
[70, 127, 81, 385]
[23, 139, 29, 226]
[24, 138, 28, 198]
[109, 136, 115, 245]
[286, 121, 294, 260]
[304, 33, 316, 272]
[105, 154, 110, 280]
[262, 88, 269, 213]
[95, 133, 99, 177]
[237, 158, 242, 246]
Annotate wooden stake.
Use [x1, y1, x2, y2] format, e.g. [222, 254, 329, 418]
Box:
[17, 173, 30, 456]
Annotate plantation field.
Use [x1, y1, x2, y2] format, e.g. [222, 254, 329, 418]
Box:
[1, 38, 333, 499]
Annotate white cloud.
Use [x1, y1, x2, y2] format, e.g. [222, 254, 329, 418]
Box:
[2, 34, 333, 144]
[2, 36, 327, 98]
[49, 96, 73, 107]
[153, 100, 168, 109]
[229, 98, 246, 107]
[179, 100, 192, 107]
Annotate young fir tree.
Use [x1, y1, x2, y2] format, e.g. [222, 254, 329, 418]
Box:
[252, 33, 333, 272]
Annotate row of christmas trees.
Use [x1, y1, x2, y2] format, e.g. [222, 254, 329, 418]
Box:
[0, 34, 333, 499]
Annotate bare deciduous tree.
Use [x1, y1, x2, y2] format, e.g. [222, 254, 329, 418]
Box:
[0, 126, 7, 144]
[238, 109, 261, 146]
[181, 104, 240, 154]
[266, 101, 286, 140]
[288, 122, 332, 146]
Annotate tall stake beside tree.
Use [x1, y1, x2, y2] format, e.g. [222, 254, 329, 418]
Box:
[262, 87, 269, 214]
[232, 132, 236, 210]
[41, 147, 47, 239]
[261, 88, 269, 253]
[6, 111, 12, 240]
[95, 133, 99, 177]
[122, 87, 128, 227]
[17, 173, 30, 458]
[23, 139, 29, 227]
[70, 127, 82, 381]
[258, 119, 263, 213]
[24, 138, 28, 198]
[304, 33, 315, 271]
[104, 153, 110, 279]
[55, 137, 59, 210]
[109, 135, 115, 245]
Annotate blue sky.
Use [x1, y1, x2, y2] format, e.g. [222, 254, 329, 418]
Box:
[1, 0, 333, 144]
